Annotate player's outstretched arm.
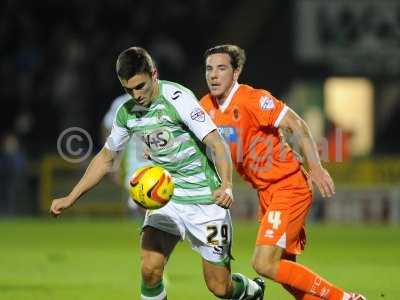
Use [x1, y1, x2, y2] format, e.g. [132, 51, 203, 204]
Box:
[50, 147, 115, 217]
[203, 129, 234, 208]
[279, 108, 335, 198]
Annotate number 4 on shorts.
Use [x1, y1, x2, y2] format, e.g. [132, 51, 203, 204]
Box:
[267, 211, 281, 229]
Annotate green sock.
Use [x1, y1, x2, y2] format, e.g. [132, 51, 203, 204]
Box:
[141, 280, 167, 300]
[232, 273, 248, 299]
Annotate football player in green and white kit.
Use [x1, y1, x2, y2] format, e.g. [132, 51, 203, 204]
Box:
[50, 47, 264, 300]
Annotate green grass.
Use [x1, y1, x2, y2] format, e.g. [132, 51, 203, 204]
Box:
[0, 218, 399, 299]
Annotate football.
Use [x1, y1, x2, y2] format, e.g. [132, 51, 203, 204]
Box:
[129, 165, 174, 209]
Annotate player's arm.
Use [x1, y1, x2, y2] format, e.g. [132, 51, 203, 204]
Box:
[50, 147, 115, 217]
[279, 108, 335, 198]
[203, 129, 234, 208]
[164, 85, 234, 208]
[50, 104, 131, 217]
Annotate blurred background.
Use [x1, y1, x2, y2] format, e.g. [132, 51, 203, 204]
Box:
[1, 0, 399, 221]
[1, 1, 400, 299]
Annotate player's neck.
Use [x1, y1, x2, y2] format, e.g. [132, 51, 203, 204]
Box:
[216, 95, 227, 105]
[150, 80, 160, 102]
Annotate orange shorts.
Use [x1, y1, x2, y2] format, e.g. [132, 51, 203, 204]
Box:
[255, 169, 312, 255]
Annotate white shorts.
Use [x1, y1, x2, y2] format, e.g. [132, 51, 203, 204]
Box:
[143, 202, 232, 265]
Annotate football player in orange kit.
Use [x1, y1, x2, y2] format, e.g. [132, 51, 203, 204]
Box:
[200, 45, 366, 300]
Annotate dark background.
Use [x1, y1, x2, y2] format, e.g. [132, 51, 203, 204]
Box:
[0, 0, 321, 155]
[1, 0, 400, 216]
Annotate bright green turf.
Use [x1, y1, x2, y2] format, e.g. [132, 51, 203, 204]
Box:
[0, 218, 399, 299]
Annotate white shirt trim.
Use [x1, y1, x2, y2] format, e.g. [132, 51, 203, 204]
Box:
[218, 81, 240, 113]
[273, 105, 289, 128]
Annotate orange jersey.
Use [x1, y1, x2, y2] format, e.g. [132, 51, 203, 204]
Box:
[201, 83, 301, 190]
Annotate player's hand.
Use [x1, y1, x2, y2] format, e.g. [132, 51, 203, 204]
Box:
[213, 185, 234, 209]
[309, 165, 335, 198]
[50, 196, 74, 217]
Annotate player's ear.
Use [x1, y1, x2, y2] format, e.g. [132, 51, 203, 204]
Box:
[151, 69, 158, 81]
[233, 68, 241, 81]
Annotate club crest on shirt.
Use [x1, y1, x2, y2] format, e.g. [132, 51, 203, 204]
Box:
[232, 107, 240, 121]
[218, 127, 237, 143]
[190, 108, 205, 122]
[259, 95, 275, 111]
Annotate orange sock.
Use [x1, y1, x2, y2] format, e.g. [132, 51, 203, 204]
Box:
[282, 284, 322, 299]
[275, 260, 344, 300]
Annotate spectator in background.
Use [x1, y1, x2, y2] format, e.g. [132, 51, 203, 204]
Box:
[52, 37, 89, 129]
[148, 33, 187, 82]
[0, 132, 26, 216]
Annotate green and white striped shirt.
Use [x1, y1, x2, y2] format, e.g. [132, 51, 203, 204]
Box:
[105, 80, 221, 204]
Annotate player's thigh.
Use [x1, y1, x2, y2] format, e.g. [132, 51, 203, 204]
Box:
[184, 204, 233, 265]
[252, 244, 295, 267]
[141, 202, 185, 263]
[141, 226, 180, 267]
[256, 189, 311, 255]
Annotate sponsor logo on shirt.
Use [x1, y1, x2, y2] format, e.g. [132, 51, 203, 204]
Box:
[218, 127, 238, 143]
[190, 108, 205, 122]
[259, 95, 275, 111]
[141, 128, 173, 151]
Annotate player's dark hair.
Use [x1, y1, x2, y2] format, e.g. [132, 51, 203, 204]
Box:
[116, 47, 155, 80]
[204, 44, 246, 70]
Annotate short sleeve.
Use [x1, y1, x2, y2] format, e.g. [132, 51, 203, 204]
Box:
[104, 104, 131, 152]
[163, 84, 217, 141]
[245, 90, 288, 128]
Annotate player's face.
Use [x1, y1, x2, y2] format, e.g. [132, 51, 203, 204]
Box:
[120, 72, 157, 107]
[205, 53, 238, 100]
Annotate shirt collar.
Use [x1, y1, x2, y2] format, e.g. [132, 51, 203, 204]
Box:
[217, 81, 239, 113]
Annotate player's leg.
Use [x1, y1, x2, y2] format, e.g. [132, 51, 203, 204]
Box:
[202, 259, 264, 299]
[140, 226, 179, 300]
[252, 245, 326, 300]
[183, 203, 264, 299]
[202, 260, 232, 298]
[252, 172, 362, 300]
[140, 203, 185, 300]
[280, 252, 322, 300]
[278, 253, 366, 300]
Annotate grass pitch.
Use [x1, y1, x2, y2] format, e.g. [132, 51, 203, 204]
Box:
[0, 218, 398, 299]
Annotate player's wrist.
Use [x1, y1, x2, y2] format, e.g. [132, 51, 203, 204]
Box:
[67, 192, 79, 205]
[308, 162, 323, 172]
[220, 182, 233, 197]
[221, 182, 232, 189]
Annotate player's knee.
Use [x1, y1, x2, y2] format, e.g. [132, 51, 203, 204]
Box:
[252, 257, 279, 279]
[141, 262, 163, 286]
[206, 279, 231, 299]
